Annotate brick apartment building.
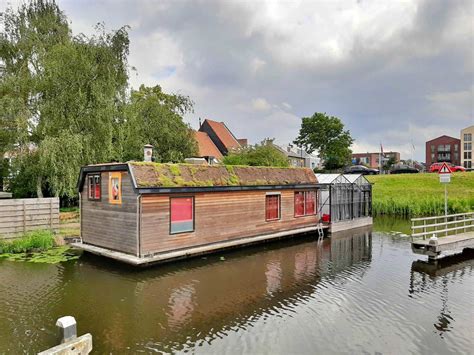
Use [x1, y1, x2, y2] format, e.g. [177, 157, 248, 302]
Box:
[461, 125, 473, 169]
[425, 135, 461, 167]
[352, 151, 400, 169]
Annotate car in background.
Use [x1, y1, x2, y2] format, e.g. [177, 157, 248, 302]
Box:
[390, 165, 420, 174]
[390, 165, 419, 174]
[429, 162, 466, 173]
[344, 165, 379, 175]
[451, 165, 467, 172]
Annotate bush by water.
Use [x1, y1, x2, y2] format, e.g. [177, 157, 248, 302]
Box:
[0, 230, 55, 254]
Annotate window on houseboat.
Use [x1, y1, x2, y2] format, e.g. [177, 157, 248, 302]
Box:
[305, 191, 316, 215]
[265, 195, 280, 221]
[88, 174, 101, 200]
[294, 192, 305, 217]
[109, 172, 122, 204]
[295, 191, 317, 217]
[170, 197, 194, 234]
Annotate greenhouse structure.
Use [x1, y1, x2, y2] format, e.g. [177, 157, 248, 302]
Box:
[316, 173, 373, 233]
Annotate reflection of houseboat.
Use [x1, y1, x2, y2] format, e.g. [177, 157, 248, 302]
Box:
[73, 230, 372, 352]
[75, 154, 321, 265]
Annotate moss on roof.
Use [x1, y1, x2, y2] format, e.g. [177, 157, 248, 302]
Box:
[130, 162, 317, 188]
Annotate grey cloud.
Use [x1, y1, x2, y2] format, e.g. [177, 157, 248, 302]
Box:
[8, 0, 471, 160]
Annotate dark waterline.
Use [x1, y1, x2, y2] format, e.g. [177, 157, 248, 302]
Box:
[0, 222, 473, 354]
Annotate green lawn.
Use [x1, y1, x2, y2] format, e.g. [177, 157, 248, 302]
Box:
[366, 172, 474, 217]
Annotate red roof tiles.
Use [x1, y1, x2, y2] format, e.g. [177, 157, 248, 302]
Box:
[203, 119, 241, 151]
[194, 131, 223, 159]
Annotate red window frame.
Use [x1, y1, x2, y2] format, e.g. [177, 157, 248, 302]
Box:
[294, 190, 317, 217]
[170, 197, 195, 234]
[265, 194, 281, 221]
[88, 174, 101, 200]
[305, 191, 316, 215]
[294, 191, 305, 217]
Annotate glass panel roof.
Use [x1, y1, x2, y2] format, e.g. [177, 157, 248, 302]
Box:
[316, 174, 351, 185]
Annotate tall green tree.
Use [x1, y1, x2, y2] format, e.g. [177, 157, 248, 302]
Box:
[223, 139, 289, 167]
[0, 0, 129, 198]
[294, 112, 353, 170]
[1, 0, 198, 199]
[121, 85, 197, 163]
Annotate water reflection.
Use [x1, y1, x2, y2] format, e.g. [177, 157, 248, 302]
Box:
[1, 228, 473, 354]
[0, 231, 371, 353]
[410, 249, 474, 336]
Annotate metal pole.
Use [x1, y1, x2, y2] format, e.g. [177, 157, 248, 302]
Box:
[444, 184, 447, 216]
[445, 185, 448, 236]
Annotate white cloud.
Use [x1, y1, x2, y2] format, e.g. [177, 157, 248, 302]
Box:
[281, 102, 292, 110]
[251, 98, 272, 112]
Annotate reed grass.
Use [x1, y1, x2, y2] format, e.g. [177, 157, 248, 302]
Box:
[366, 172, 474, 217]
[0, 230, 55, 254]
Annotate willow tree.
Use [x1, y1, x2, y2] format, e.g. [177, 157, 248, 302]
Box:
[0, 0, 130, 198]
[121, 84, 197, 163]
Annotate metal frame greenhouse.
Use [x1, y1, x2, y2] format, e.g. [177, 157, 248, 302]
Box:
[316, 173, 372, 225]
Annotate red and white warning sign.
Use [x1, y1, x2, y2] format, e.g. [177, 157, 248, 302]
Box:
[438, 162, 451, 174]
[439, 162, 451, 183]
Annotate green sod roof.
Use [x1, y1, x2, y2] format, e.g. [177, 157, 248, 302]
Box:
[129, 162, 317, 188]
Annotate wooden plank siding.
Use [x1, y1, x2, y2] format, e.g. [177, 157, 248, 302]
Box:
[140, 189, 319, 256]
[0, 198, 59, 239]
[81, 171, 139, 255]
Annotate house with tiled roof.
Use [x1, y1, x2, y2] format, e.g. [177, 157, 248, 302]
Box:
[198, 119, 245, 156]
[193, 131, 223, 161]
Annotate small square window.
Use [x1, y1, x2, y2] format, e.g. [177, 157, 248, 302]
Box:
[170, 197, 194, 234]
[266, 195, 281, 221]
[88, 174, 101, 200]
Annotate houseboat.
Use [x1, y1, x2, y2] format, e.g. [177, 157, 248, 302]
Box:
[74, 160, 321, 266]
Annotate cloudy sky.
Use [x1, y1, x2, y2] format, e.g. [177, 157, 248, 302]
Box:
[5, 0, 473, 160]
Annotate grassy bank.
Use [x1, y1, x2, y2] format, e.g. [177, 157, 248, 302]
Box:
[0, 230, 80, 263]
[367, 172, 474, 217]
[0, 230, 54, 254]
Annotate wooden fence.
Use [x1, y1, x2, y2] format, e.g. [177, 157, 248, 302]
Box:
[0, 198, 59, 240]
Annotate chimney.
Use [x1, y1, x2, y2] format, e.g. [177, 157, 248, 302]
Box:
[198, 117, 202, 128]
[144, 144, 153, 162]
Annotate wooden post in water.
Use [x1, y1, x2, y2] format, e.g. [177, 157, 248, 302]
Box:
[37, 316, 92, 355]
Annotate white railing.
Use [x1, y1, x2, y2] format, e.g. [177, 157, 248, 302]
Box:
[411, 212, 474, 241]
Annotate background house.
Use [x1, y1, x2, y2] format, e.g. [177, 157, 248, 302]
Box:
[198, 119, 245, 156]
[461, 125, 473, 169]
[352, 151, 400, 169]
[193, 131, 223, 163]
[275, 144, 320, 170]
[192, 119, 248, 163]
[425, 135, 461, 167]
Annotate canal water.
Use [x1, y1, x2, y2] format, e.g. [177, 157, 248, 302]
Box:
[0, 222, 473, 354]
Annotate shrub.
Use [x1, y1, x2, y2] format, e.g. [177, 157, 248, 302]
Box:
[0, 230, 55, 254]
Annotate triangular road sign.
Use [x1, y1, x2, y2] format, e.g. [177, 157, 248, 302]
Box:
[438, 162, 451, 174]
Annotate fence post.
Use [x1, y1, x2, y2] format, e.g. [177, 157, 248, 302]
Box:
[50, 199, 53, 230]
[23, 200, 26, 233]
[56, 316, 77, 343]
[464, 213, 467, 233]
[38, 316, 93, 355]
